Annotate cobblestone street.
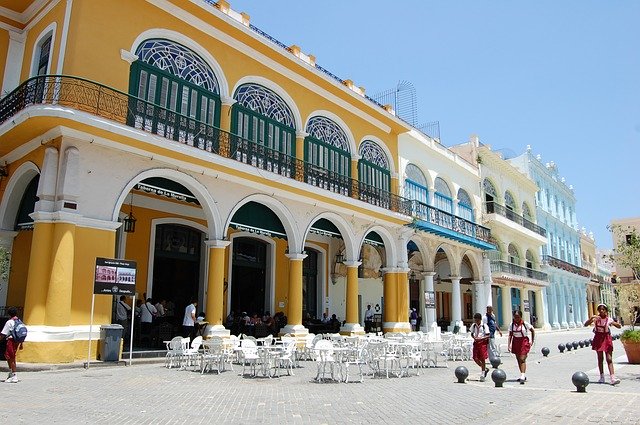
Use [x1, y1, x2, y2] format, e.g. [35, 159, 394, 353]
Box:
[3, 329, 639, 424]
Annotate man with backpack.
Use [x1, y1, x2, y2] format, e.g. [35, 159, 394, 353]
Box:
[482, 305, 502, 360]
[0, 307, 27, 383]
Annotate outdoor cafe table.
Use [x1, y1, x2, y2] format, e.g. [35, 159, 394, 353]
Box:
[314, 346, 357, 382]
[256, 345, 285, 378]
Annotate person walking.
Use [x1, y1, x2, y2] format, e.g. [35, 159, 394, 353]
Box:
[183, 298, 198, 339]
[508, 310, 535, 384]
[0, 307, 24, 383]
[482, 305, 502, 359]
[470, 313, 490, 381]
[585, 303, 621, 385]
[364, 305, 374, 333]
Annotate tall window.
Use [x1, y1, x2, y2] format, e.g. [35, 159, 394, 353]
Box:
[522, 202, 532, 221]
[358, 140, 390, 194]
[305, 116, 351, 194]
[404, 164, 428, 204]
[434, 177, 452, 213]
[483, 179, 497, 213]
[129, 39, 221, 144]
[457, 188, 474, 222]
[232, 83, 295, 156]
[35, 34, 52, 76]
[508, 244, 520, 265]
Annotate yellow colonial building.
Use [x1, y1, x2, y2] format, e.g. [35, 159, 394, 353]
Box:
[0, 0, 493, 363]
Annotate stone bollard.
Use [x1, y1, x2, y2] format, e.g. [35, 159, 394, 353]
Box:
[578, 340, 585, 348]
[558, 343, 565, 353]
[571, 371, 589, 393]
[541, 347, 550, 357]
[572, 341, 579, 350]
[566, 342, 572, 351]
[584, 339, 590, 347]
[491, 368, 507, 388]
[455, 366, 469, 383]
[489, 355, 502, 369]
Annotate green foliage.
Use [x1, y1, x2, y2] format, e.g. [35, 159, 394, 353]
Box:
[621, 329, 640, 343]
[607, 224, 640, 280]
[0, 246, 9, 282]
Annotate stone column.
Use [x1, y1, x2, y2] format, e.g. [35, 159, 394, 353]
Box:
[281, 253, 308, 336]
[341, 261, 364, 334]
[204, 240, 230, 337]
[482, 257, 493, 308]
[471, 280, 484, 317]
[218, 97, 236, 157]
[23, 220, 54, 325]
[501, 285, 513, 328]
[534, 289, 550, 330]
[294, 131, 307, 182]
[44, 220, 76, 327]
[450, 276, 464, 332]
[382, 269, 397, 331]
[421, 272, 437, 334]
[567, 286, 576, 328]
[559, 286, 569, 329]
[521, 288, 531, 323]
[396, 269, 410, 332]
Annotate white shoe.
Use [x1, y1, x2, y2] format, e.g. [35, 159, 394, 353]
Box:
[610, 377, 620, 386]
[6, 375, 18, 383]
[479, 375, 485, 382]
[598, 376, 605, 384]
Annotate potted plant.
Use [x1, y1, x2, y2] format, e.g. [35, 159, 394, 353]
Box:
[620, 328, 640, 364]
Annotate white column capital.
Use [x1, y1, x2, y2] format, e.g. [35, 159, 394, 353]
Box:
[449, 276, 462, 282]
[120, 49, 138, 64]
[295, 130, 309, 139]
[343, 261, 361, 268]
[285, 253, 307, 261]
[205, 240, 231, 249]
[221, 96, 237, 106]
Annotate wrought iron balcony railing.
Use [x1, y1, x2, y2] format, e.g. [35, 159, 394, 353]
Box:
[542, 255, 591, 278]
[410, 200, 492, 243]
[490, 260, 548, 282]
[0, 76, 415, 212]
[485, 202, 546, 237]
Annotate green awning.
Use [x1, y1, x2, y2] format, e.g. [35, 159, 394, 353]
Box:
[309, 218, 342, 238]
[230, 201, 287, 238]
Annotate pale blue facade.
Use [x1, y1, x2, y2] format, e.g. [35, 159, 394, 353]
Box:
[509, 150, 590, 329]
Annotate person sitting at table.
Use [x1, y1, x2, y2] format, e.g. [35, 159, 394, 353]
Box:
[262, 312, 275, 333]
[321, 312, 330, 324]
[328, 314, 341, 332]
[251, 313, 262, 326]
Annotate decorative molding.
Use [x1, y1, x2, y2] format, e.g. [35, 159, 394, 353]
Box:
[120, 49, 138, 64]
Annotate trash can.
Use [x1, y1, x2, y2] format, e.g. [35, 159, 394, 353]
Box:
[100, 324, 124, 362]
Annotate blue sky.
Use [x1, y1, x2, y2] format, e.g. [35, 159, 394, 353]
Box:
[227, 0, 639, 248]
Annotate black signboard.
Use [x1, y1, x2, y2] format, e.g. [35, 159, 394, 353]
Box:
[94, 257, 137, 295]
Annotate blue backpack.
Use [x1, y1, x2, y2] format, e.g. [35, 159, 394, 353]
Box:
[10, 318, 27, 343]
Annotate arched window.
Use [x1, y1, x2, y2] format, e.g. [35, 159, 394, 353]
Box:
[129, 39, 221, 145]
[33, 34, 53, 76]
[232, 83, 295, 156]
[508, 244, 520, 265]
[457, 188, 473, 222]
[483, 178, 497, 213]
[434, 177, 452, 213]
[305, 116, 351, 194]
[522, 202, 532, 221]
[504, 191, 516, 210]
[358, 140, 391, 200]
[404, 164, 428, 204]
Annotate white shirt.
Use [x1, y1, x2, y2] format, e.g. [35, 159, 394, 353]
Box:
[116, 300, 131, 321]
[140, 302, 157, 323]
[470, 322, 490, 338]
[508, 321, 534, 338]
[183, 303, 196, 326]
[1, 318, 15, 338]
[365, 309, 374, 320]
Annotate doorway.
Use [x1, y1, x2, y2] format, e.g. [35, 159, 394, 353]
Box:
[302, 249, 319, 320]
[231, 237, 267, 315]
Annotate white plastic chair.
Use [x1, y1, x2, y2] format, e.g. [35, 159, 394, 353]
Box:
[200, 337, 224, 374]
[314, 339, 337, 382]
[165, 336, 186, 369]
[183, 336, 203, 369]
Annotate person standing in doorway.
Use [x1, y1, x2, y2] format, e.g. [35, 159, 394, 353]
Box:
[140, 298, 157, 347]
[482, 305, 502, 359]
[115, 295, 131, 345]
[508, 310, 535, 384]
[183, 298, 198, 339]
[364, 305, 374, 333]
[585, 303, 622, 385]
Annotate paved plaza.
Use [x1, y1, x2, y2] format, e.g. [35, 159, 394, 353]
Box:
[2, 329, 639, 424]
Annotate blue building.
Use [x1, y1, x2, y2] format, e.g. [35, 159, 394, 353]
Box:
[509, 148, 590, 329]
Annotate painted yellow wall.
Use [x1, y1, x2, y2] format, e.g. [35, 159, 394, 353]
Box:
[6, 229, 33, 307]
[20, 1, 65, 80]
[0, 29, 9, 86]
[70, 226, 116, 325]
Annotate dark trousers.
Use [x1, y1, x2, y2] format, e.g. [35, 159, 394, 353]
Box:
[182, 325, 195, 340]
[364, 320, 372, 333]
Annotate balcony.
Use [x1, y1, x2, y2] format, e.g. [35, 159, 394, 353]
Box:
[485, 202, 546, 237]
[543, 255, 591, 278]
[410, 200, 494, 250]
[490, 260, 548, 282]
[0, 75, 493, 249]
